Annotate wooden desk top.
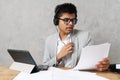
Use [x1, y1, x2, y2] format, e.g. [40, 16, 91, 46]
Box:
[0, 66, 120, 80]
[0, 66, 19, 80]
[92, 70, 120, 80]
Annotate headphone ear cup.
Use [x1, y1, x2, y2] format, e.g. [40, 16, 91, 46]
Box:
[53, 17, 59, 26]
[54, 6, 60, 26]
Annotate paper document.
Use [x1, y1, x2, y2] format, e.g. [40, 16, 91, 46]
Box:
[13, 67, 109, 80]
[10, 62, 35, 73]
[13, 72, 30, 80]
[13, 71, 53, 80]
[74, 43, 111, 70]
[49, 67, 108, 80]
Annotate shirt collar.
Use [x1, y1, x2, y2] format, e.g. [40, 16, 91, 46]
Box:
[58, 33, 71, 41]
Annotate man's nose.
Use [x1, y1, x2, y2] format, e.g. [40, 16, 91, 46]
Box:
[69, 21, 74, 25]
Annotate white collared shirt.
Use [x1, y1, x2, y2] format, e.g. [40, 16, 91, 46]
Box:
[57, 34, 72, 66]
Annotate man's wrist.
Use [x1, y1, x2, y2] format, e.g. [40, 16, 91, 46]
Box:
[56, 54, 62, 62]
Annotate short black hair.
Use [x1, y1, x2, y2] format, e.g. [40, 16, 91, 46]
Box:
[53, 3, 77, 25]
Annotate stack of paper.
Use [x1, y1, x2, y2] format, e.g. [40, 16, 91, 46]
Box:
[13, 67, 109, 80]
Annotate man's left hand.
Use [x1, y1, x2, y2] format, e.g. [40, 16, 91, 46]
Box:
[96, 58, 110, 71]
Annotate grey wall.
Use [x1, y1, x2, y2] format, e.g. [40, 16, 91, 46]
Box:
[0, 0, 120, 66]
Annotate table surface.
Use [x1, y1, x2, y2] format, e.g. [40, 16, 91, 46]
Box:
[0, 66, 120, 80]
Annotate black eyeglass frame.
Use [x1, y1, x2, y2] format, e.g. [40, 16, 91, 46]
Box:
[58, 18, 78, 25]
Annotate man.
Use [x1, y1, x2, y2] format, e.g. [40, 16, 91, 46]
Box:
[43, 3, 109, 71]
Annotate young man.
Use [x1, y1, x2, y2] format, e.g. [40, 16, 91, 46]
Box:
[43, 3, 109, 71]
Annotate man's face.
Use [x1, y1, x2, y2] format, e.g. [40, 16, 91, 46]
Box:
[58, 13, 77, 35]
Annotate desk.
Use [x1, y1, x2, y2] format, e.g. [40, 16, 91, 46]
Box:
[0, 66, 19, 80]
[0, 66, 120, 80]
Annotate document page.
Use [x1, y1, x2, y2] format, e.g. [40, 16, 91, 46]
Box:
[49, 67, 108, 80]
[13, 71, 53, 80]
[13, 67, 109, 80]
[74, 43, 111, 70]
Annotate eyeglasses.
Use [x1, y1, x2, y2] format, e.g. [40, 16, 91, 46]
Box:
[58, 18, 78, 25]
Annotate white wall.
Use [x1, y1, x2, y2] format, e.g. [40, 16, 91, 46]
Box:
[0, 0, 120, 66]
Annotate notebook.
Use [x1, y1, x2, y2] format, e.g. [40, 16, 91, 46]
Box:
[8, 49, 49, 73]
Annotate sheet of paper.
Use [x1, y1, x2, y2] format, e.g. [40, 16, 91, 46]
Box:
[13, 70, 53, 80]
[48, 67, 95, 74]
[116, 64, 120, 69]
[10, 62, 35, 73]
[13, 67, 108, 80]
[52, 72, 109, 80]
[13, 72, 30, 80]
[30, 71, 53, 80]
[74, 43, 111, 70]
[49, 67, 108, 80]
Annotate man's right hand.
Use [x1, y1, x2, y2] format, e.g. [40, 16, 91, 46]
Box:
[56, 42, 74, 62]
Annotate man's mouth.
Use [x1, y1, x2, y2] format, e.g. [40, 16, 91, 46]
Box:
[66, 27, 73, 31]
